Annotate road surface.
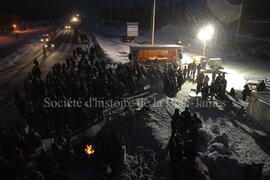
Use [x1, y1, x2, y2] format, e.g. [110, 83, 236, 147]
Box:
[0, 29, 74, 129]
[0, 27, 55, 59]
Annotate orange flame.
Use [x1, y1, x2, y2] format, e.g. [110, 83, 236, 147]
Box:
[85, 145, 95, 155]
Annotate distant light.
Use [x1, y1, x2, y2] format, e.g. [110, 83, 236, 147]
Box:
[76, 14, 80, 17]
[198, 25, 214, 41]
[51, 44, 55, 48]
[71, 17, 79, 22]
[13, 24, 17, 29]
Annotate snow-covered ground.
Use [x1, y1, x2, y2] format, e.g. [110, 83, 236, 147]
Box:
[0, 26, 55, 70]
[0, 28, 51, 47]
[92, 21, 270, 179]
[94, 21, 270, 90]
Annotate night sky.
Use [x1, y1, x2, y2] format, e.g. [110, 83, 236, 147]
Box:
[1, 0, 270, 20]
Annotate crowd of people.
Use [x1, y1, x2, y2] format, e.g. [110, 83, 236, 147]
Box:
[4, 41, 188, 180]
[0, 121, 75, 180]
[169, 107, 210, 180]
[163, 63, 184, 96]
[0, 120, 124, 179]
[240, 80, 266, 101]
[184, 64, 228, 101]
[15, 45, 188, 136]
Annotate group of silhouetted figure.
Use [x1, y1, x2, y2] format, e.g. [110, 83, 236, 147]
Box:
[0, 117, 124, 180]
[169, 107, 211, 180]
[14, 46, 187, 137]
[201, 71, 227, 100]
[7, 41, 189, 180]
[0, 121, 76, 180]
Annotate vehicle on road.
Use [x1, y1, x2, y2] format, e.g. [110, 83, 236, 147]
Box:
[40, 33, 51, 42]
[65, 25, 71, 29]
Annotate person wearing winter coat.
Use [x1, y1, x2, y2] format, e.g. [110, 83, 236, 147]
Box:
[257, 80, 266, 92]
[171, 109, 181, 134]
[242, 85, 251, 101]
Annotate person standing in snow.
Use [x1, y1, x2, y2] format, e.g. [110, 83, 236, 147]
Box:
[201, 85, 210, 100]
[203, 75, 209, 86]
[196, 63, 201, 77]
[257, 80, 266, 92]
[212, 70, 217, 82]
[190, 114, 202, 143]
[181, 107, 192, 131]
[191, 61, 197, 79]
[171, 109, 181, 134]
[183, 66, 187, 80]
[187, 63, 192, 78]
[242, 85, 251, 101]
[229, 87, 236, 98]
[196, 72, 205, 93]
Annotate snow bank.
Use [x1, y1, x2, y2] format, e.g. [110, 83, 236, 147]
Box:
[101, 108, 171, 179]
[95, 34, 130, 64]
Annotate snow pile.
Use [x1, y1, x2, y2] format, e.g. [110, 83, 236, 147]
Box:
[101, 107, 171, 179]
[194, 107, 270, 179]
[95, 34, 130, 64]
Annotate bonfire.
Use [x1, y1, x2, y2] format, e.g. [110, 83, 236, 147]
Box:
[85, 144, 95, 155]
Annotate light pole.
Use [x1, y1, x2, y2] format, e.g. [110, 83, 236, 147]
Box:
[203, 40, 206, 57]
[235, 0, 244, 46]
[151, 0, 156, 45]
[198, 25, 214, 57]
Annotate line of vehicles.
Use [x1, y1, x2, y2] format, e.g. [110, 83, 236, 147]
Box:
[39, 23, 73, 56]
[40, 33, 55, 50]
[39, 13, 87, 54]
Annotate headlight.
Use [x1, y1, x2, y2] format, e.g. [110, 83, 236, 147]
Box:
[41, 39, 44, 42]
[46, 38, 49, 42]
[51, 44, 55, 48]
[45, 44, 48, 48]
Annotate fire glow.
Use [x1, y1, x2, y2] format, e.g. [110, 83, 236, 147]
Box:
[85, 145, 95, 155]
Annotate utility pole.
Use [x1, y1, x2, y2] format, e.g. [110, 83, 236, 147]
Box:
[203, 40, 206, 57]
[151, 0, 156, 45]
[236, 0, 244, 46]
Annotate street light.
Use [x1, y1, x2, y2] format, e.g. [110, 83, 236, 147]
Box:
[13, 24, 17, 30]
[197, 25, 214, 56]
[71, 17, 79, 22]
